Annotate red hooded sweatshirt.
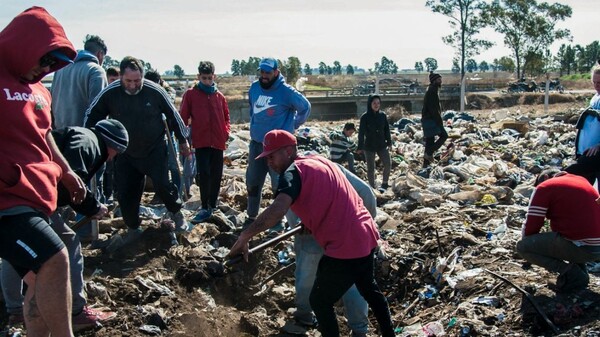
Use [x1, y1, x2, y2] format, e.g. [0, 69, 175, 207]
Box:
[0, 7, 76, 215]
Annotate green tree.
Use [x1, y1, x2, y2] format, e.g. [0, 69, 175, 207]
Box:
[318, 62, 327, 75]
[304, 63, 312, 75]
[326, 65, 333, 75]
[281, 56, 302, 84]
[484, 0, 572, 79]
[173, 64, 185, 79]
[479, 60, 489, 72]
[101, 55, 120, 70]
[424, 57, 438, 72]
[452, 59, 460, 73]
[523, 49, 553, 76]
[427, 0, 492, 111]
[583, 41, 600, 73]
[241, 57, 260, 75]
[231, 59, 241, 76]
[496, 56, 516, 72]
[414, 61, 424, 73]
[376, 56, 398, 74]
[466, 59, 478, 72]
[332, 61, 342, 75]
[346, 64, 354, 75]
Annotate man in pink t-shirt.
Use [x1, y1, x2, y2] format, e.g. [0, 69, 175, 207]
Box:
[229, 130, 394, 337]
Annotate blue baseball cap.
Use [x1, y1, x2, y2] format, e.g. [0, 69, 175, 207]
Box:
[49, 49, 74, 64]
[258, 58, 278, 72]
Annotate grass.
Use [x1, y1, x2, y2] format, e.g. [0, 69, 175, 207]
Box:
[304, 84, 333, 91]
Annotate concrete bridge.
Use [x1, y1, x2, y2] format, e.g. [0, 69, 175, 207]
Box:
[227, 91, 462, 123]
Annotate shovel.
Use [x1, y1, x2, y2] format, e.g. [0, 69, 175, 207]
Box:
[224, 224, 304, 267]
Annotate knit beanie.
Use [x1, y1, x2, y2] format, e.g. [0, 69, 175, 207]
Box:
[95, 119, 129, 154]
[429, 71, 441, 83]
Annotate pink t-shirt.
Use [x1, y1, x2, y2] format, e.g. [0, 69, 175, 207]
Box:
[288, 155, 380, 258]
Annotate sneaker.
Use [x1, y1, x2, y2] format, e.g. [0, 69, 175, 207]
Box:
[172, 211, 190, 232]
[191, 208, 212, 224]
[351, 332, 368, 337]
[72, 306, 113, 332]
[556, 263, 589, 293]
[381, 183, 389, 189]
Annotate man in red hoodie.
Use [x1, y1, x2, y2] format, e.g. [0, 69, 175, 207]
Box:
[0, 7, 85, 337]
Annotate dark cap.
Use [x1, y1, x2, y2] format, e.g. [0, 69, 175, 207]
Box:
[95, 119, 129, 154]
[429, 71, 441, 83]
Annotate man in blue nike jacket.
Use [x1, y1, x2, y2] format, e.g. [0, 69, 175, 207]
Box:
[244, 58, 310, 228]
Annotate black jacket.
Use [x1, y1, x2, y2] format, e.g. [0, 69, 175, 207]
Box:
[358, 95, 392, 152]
[421, 84, 443, 137]
[84, 79, 188, 158]
[52, 127, 108, 217]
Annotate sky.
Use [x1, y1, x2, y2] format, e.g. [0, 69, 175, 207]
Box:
[2, 0, 597, 75]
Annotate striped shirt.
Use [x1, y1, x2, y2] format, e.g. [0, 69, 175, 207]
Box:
[329, 130, 356, 160]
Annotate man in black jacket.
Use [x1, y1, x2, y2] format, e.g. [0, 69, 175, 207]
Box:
[1, 119, 128, 331]
[84, 56, 191, 250]
[421, 71, 448, 168]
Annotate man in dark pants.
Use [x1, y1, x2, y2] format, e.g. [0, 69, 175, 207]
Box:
[421, 71, 448, 168]
[84, 56, 191, 251]
[229, 130, 394, 337]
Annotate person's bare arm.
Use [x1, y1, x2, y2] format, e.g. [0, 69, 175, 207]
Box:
[229, 193, 293, 261]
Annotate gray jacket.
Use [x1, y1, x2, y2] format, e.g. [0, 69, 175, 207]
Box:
[51, 50, 107, 128]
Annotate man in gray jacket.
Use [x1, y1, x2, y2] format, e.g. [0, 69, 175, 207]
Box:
[51, 35, 107, 128]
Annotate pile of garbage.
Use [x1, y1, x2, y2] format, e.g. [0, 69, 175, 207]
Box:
[6, 106, 600, 337]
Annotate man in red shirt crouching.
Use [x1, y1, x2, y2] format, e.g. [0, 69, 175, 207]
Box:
[517, 169, 600, 293]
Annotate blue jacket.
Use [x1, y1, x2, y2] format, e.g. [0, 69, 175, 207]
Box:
[248, 74, 311, 142]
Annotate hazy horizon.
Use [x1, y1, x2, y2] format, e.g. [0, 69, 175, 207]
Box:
[2, 1, 596, 75]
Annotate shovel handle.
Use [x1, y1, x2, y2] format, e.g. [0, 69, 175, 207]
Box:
[225, 224, 304, 267]
[69, 216, 92, 232]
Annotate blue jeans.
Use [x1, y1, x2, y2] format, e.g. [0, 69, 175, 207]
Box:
[294, 233, 369, 334]
[1, 211, 86, 314]
[332, 151, 355, 174]
[245, 140, 282, 218]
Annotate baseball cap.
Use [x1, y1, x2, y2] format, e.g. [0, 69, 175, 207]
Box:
[256, 130, 297, 159]
[258, 57, 278, 72]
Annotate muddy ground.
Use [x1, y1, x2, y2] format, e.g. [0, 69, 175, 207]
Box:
[3, 99, 600, 337]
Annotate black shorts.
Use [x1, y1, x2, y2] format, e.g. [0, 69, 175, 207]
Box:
[0, 211, 65, 278]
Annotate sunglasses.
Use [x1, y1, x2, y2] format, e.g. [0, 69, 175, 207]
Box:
[39, 53, 58, 68]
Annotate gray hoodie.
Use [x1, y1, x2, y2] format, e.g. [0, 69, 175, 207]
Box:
[51, 50, 107, 128]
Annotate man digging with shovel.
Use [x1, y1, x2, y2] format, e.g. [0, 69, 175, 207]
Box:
[229, 130, 395, 337]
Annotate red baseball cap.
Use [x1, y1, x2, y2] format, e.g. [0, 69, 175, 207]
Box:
[256, 130, 297, 159]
